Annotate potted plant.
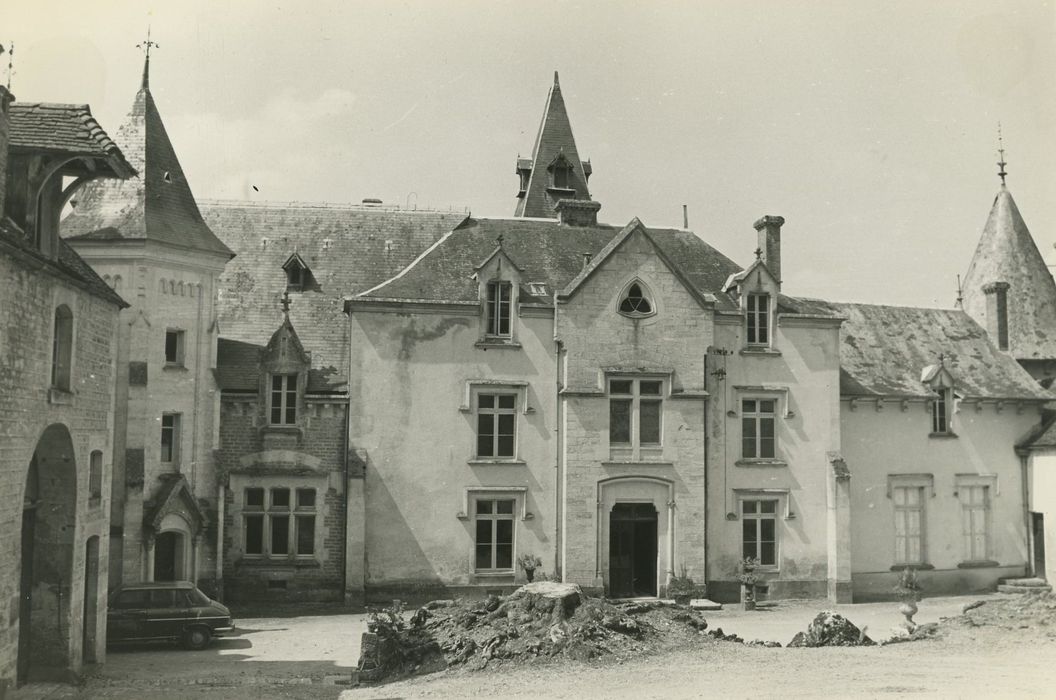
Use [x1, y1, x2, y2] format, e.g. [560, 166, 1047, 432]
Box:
[518, 553, 542, 582]
[893, 567, 922, 631]
[739, 557, 760, 611]
[668, 564, 698, 605]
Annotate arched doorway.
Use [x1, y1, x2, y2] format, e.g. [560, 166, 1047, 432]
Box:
[597, 477, 675, 600]
[153, 531, 185, 581]
[83, 536, 100, 665]
[18, 423, 78, 683]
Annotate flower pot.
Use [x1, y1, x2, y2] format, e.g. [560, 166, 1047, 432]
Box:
[673, 593, 692, 606]
[525, 569, 535, 583]
[743, 600, 756, 611]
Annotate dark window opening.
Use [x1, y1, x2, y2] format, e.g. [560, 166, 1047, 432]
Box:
[619, 283, 653, 316]
[747, 293, 770, 345]
[486, 281, 512, 337]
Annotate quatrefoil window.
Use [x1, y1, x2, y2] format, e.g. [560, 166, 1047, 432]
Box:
[618, 281, 654, 317]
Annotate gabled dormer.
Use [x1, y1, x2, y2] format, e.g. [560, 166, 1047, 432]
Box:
[282, 252, 316, 292]
[260, 301, 310, 431]
[473, 237, 523, 347]
[723, 215, 785, 351]
[921, 358, 958, 437]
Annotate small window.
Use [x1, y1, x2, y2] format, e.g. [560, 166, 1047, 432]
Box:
[51, 304, 73, 391]
[89, 450, 103, 501]
[296, 488, 316, 509]
[742, 499, 778, 566]
[270, 374, 298, 425]
[746, 293, 770, 345]
[475, 498, 515, 571]
[287, 264, 306, 291]
[618, 282, 653, 317]
[486, 281, 512, 337]
[742, 399, 776, 459]
[477, 393, 517, 458]
[245, 488, 265, 509]
[160, 413, 181, 464]
[271, 488, 291, 509]
[164, 330, 185, 366]
[519, 170, 530, 193]
[932, 389, 952, 434]
[552, 164, 571, 189]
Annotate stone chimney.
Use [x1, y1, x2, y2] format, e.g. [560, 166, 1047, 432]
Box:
[0, 86, 13, 219]
[556, 199, 601, 227]
[753, 215, 785, 283]
[983, 281, 1010, 350]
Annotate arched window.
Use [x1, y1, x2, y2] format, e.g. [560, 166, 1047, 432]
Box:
[52, 305, 73, 390]
[618, 281, 654, 317]
[89, 450, 103, 501]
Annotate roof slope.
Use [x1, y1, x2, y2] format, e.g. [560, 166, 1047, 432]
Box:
[961, 187, 1056, 361]
[515, 73, 591, 218]
[60, 74, 232, 257]
[205, 201, 466, 392]
[8, 103, 135, 177]
[809, 300, 1052, 400]
[360, 217, 744, 309]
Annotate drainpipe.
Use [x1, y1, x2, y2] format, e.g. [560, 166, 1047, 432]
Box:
[216, 483, 225, 601]
[553, 295, 564, 580]
[190, 278, 204, 490]
[1020, 451, 1032, 577]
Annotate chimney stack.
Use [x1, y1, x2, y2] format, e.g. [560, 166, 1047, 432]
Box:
[753, 215, 785, 283]
[982, 281, 1010, 350]
[556, 199, 601, 227]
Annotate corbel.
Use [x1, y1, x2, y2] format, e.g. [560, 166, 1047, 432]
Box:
[849, 397, 859, 412]
[995, 401, 1005, 414]
[900, 399, 910, 412]
[875, 398, 884, 412]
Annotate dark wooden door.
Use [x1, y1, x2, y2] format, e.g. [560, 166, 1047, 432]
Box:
[1034, 512, 1046, 579]
[608, 503, 658, 598]
[154, 532, 178, 582]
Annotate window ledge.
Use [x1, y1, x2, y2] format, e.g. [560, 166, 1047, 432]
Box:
[263, 425, 302, 435]
[957, 560, 1000, 569]
[475, 339, 522, 350]
[48, 387, 74, 405]
[928, 432, 958, 439]
[473, 571, 516, 578]
[601, 460, 674, 467]
[162, 363, 188, 372]
[545, 186, 576, 195]
[468, 459, 527, 466]
[237, 557, 322, 569]
[889, 563, 935, 571]
[740, 346, 781, 357]
[735, 459, 788, 468]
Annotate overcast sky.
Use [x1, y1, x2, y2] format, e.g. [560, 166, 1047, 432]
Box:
[8, 0, 1055, 307]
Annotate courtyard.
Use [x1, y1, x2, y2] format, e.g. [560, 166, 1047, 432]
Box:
[10, 593, 1056, 699]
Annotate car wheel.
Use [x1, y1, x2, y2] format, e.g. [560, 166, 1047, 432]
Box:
[183, 626, 211, 650]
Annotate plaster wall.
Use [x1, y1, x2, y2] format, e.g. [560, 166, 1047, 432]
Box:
[843, 401, 1034, 599]
[1028, 450, 1056, 583]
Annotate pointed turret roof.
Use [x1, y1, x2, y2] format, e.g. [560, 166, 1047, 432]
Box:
[60, 57, 232, 258]
[961, 185, 1056, 361]
[514, 72, 592, 218]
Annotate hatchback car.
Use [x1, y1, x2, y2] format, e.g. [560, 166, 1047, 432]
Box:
[107, 581, 234, 650]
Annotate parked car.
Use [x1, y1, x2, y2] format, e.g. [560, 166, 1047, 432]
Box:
[107, 581, 234, 650]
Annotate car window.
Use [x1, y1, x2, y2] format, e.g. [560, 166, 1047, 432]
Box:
[113, 590, 150, 609]
[149, 590, 177, 608]
[184, 588, 211, 606]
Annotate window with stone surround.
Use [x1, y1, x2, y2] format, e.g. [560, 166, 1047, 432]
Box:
[243, 486, 317, 558]
[269, 374, 298, 425]
[89, 450, 103, 502]
[931, 388, 953, 435]
[475, 498, 515, 572]
[51, 304, 73, 391]
[741, 498, 778, 566]
[617, 280, 654, 318]
[893, 485, 926, 565]
[741, 399, 776, 459]
[958, 482, 991, 563]
[477, 393, 517, 459]
[485, 281, 512, 337]
[746, 293, 770, 346]
[165, 329, 185, 367]
[608, 378, 663, 459]
[160, 413, 180, 464]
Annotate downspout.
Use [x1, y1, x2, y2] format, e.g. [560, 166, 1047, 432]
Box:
[216, 483, 225, 601]
[190, 277, 204, 490]
[1020, 450, 1032, 577]
[341, 302, 352, 602]
[701, 351, 709, 587]
[553, 293, 564, 580]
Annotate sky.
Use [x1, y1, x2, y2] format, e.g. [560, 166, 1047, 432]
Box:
[6, 0, 1055, 307]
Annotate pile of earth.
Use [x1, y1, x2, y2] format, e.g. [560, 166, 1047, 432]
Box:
[356, 581, 715, 683]
[787, 611, 875, 647]
[951, 592, 1056, 639]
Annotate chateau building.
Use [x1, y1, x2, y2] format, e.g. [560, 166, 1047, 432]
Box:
[1, 86, 134, 690]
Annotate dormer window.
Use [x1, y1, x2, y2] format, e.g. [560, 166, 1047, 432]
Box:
[282, 253, 313, 292]
[486, 281, 512, 337]
[618, 281, 654, 317]
[270, 374, 298, 425]
[747, 293, 770, 345]
[932, 388, 952, 435]
[552, 164, 571, 189]
[519, 170, 530, 193]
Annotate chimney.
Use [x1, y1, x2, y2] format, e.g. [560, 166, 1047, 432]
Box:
[753, 215, 785, 283]
[983, 281, 1010, 350]
[556, 199, 601, 227]
[0, 86, 13, 218]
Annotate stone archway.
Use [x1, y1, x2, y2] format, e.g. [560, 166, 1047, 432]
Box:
[597, 477, 675, 599]
[18, 423, 78, 684]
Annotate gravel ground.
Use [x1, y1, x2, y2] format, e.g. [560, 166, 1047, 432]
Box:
[10, 594, 1056, 699]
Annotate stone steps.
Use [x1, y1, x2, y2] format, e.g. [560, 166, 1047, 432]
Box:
[997, 577, 1052, 594]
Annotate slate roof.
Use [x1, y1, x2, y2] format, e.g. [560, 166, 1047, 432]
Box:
[1017, 411, 1056, 450]
[806, 300, 1053, 400]
[8, 103, 136, 178]
[0, 216, 127, 308]
[359, 217, 745, 309]
[59, 76, 232, 258]
[960, 186, 1056, 361]
[205, 200, 466, 393]
[515, 73, 592, 218]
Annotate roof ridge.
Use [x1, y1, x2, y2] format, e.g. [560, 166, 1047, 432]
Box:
[808, 298, 963, 313]
[197, 198, 470, 213]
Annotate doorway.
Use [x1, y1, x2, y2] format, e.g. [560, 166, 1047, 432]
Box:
[608, 503, 658, 598]
[1033, 512, 1046, 579]
[154, 531, 183, 581]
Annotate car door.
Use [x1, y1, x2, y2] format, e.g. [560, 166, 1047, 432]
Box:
[107, 590, 149, 641]
[145, 589, 184, 639]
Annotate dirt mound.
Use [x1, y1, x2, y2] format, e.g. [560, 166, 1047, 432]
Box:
[787, 611, 875, 647]
[356, 583, 714, 683]
[950, 592, 1056, 638]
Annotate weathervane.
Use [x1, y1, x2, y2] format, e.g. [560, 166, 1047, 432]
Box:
[997, 122, 1008, 186]
[281, 290, 291, 316]
[3, 42, 13, 90]
[754, 247, 763, 261]
[136, 27, 159, 89]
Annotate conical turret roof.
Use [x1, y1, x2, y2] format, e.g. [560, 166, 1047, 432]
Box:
[61, 60, 232, 258]
[514, 72, 592, 218]
[961, 186, 1056, 360]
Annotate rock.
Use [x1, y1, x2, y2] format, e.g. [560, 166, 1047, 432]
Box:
[690, 598, 723, 611]
[601, 613, 641, 635]
[787, 611, 875, 647]
[423, 599, 456, 610]
[483, 595, 501, 612]
[510, 581, 584, 622]
[549, 620, 570, 644]
[962, 600, 986, 614]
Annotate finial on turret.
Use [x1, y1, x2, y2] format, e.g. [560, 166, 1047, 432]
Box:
[553, 71, 560, 88]
[3, 41, 14, 90]
[137, 27, 159, 89]
[997, 122, 1008, 187]
[281, 289, 291, 316]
